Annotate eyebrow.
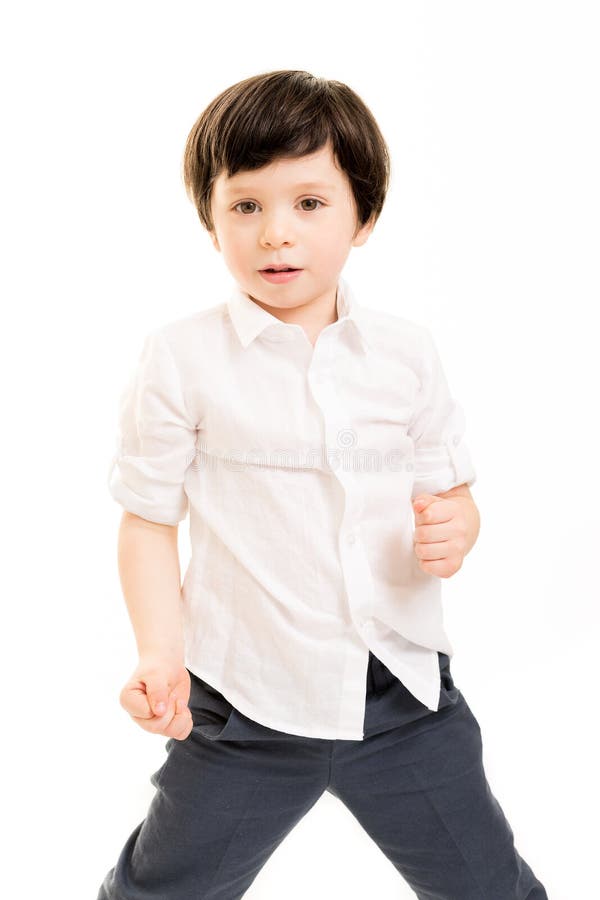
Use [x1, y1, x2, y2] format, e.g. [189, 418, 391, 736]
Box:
[223, 181, 336, 195]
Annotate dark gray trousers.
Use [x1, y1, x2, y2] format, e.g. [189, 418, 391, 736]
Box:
[97, 651, 548, 899]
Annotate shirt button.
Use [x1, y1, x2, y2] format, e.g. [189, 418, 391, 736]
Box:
[346, 532, 357, 545]
[452, 434, 460, 446]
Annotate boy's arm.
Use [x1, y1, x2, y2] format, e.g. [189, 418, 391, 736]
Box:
[117, 511, 185, 663]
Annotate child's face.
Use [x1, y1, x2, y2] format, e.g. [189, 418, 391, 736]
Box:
[209, 141, 374, 314]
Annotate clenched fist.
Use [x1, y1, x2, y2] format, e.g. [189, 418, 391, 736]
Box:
[119, 658, 194, 741]
[412, 492, 478, 578]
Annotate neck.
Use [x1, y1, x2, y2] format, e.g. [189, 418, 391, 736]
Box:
[250, 285, 339, 340]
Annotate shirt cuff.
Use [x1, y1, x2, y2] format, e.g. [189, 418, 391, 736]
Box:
[411, 431, 477, 498]
[107, 453, 189, 525]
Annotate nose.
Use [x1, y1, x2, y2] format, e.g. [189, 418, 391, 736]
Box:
[259, 212, 295, 248]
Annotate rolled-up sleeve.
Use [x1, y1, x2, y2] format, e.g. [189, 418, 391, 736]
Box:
[107, 328, 198, 525]
[408, 327, 477, 499]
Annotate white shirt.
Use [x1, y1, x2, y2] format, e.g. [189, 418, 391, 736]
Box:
[108, 275, 477, 740]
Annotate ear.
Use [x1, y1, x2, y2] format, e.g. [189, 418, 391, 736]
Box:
[351, 215, 376, 248]
[209, 230, 221, 252]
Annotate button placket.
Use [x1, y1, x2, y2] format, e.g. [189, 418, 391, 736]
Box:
[307, 340, 374, 632]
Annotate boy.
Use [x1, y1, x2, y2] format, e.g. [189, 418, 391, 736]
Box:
[97, 70, 548, 899]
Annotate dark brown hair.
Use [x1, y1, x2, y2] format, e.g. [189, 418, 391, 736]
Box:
[182, 70, 391, 238]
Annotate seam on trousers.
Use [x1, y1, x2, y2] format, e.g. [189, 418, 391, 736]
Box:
[202, 780, 263, 899]
[408, 762, 486, 898]
[327, 740, 335, 790]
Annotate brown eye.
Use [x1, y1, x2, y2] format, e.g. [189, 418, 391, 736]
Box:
[300, 198, 322, 211]
[234, 201, 257, 214]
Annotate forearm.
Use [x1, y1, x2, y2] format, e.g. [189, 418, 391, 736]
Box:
[117, 511, 185, 662]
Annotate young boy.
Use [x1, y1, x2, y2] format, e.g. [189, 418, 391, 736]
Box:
[97, 70, 548, 899]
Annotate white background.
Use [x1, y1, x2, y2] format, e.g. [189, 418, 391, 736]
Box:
[3, 2, 598, 898]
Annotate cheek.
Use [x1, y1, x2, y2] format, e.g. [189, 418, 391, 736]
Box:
[221, 233, 251, 266]
[309, 227, 350, 264]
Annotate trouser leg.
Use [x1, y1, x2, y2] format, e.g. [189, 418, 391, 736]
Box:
[97, 730, 329, 900]
[328, 691, 548, 900]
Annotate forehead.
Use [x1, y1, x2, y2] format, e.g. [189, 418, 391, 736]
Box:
[215, 144, 344, 195]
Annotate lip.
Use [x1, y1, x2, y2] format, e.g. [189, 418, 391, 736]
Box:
[258, 269, 303, 284]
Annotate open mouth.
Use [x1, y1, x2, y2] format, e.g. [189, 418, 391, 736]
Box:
[259, 267, 303, 282]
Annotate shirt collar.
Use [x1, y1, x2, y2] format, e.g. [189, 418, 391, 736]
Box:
[226, 275, 371, 355]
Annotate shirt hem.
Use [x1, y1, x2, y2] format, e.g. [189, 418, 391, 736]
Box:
[185, 662, 366, 741]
